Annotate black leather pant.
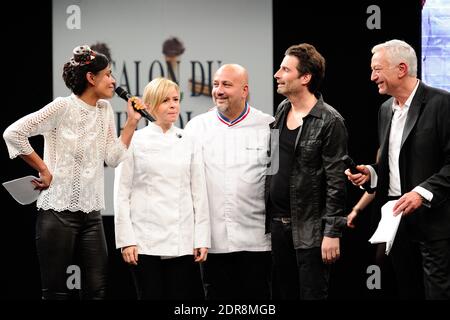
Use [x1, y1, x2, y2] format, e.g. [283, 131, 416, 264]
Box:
[35, 209, 108, 300]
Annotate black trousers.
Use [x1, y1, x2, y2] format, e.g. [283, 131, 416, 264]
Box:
[389, 220, 424, 299]
[130, 254, 204, 300]
[420, 238, 450, 299]
[390, 220, 450, 300]
[271, 219, 330, 300]
[35, 209, 108, 300]
[200, 251, 271, 300]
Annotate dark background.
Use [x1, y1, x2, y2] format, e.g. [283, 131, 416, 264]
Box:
[1, 0, 421, 300]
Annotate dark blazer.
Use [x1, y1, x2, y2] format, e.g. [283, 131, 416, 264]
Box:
[374, 82, 450, 241]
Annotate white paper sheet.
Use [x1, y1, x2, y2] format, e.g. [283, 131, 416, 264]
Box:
[368, 200, 403, 255]
[2, 176, 41, 205]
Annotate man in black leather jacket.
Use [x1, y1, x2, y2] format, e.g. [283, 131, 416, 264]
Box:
[265, 43, 348, 299]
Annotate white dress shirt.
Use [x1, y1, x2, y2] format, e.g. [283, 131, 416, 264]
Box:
[388, 99, 411, 196]
[3, 94, 127, 213]
[184, 106, 274, 253]
[114, 123, 210, 257]
[368, 80, 433, 201]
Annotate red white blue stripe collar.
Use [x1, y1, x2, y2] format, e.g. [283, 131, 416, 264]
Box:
[216, 103, 250, 127]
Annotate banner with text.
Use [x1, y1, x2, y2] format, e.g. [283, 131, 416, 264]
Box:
[53, 0, 273, 215]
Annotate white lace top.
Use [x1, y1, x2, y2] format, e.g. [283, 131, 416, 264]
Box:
[3, 94, 128, 213]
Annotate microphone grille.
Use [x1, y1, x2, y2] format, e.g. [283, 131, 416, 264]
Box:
[115, 87, 128, 99]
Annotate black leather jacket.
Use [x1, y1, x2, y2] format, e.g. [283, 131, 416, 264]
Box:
[265, 95, 348, 249]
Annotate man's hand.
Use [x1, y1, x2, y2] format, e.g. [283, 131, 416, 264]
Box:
[345, 165, 371, 187]
[393, 191, 423, 216]
[322, 237, 340, 264]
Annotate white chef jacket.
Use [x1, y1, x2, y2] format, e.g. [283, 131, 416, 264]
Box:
[184, 105, 274, 253]
[114, 122, 210, 257]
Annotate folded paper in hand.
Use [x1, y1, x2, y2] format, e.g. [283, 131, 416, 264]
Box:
[2, 176, 41, 205]
[368, 200, 402, 255]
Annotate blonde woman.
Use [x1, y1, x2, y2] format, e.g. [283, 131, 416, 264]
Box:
[114, 78, 210, 300]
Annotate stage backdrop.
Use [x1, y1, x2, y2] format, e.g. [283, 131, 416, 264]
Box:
[52, 0, 273, 215]
[421, 0, 450, 91]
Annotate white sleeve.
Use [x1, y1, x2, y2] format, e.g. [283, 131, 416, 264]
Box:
[190, 137, 210, 249]
[114, 145, 137, 249]
[3, 97, 67, 159]
[367, 165, 378, 189]
[412, 186, 433, 202]
[104, 103, 128, 167]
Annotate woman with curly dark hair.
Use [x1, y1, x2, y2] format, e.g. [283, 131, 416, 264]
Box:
[3, 45, 142, 299]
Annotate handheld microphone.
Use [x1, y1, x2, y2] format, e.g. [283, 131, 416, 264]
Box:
[341, 155, 374, 193]
[341, 155, 360, 175]
[115, 87, 155, 122]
